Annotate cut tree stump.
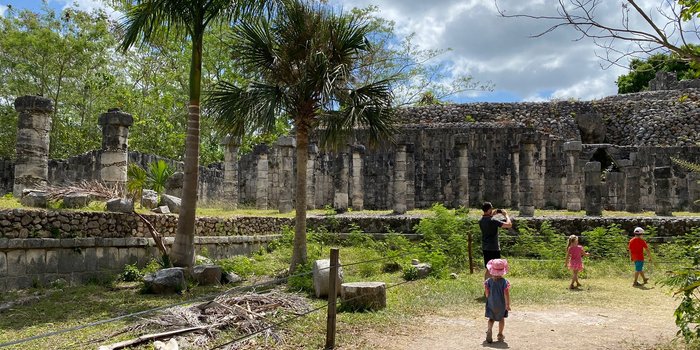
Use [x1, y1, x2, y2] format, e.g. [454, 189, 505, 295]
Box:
[340, 282, 386, 311]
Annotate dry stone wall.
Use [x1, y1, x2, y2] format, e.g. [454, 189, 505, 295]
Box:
[1, 209, 698, 291]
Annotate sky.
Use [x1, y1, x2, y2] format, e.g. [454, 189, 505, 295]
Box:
[0, 0, 691, 103]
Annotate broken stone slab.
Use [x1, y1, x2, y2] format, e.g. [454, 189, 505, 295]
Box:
[141, 189, 159, 209]
[192, 264, 222, 286]
[143, 267, 186, 294]
[106, 198, 134, 213]
[414, 263, 432, 279]
[152, 205, 170, 214]
[313, 259, 344, 298]
[20, 190, 48, 208]
[62, 193, 90, 209]
[222, 272, 242, 284]
[341, 282, 386, 311]
[161, 194, 181, 214]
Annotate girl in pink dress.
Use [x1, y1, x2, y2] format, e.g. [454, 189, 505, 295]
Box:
[565, 235, 589, 289]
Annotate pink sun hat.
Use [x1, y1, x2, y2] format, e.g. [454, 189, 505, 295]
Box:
[487, 259, 509, 277]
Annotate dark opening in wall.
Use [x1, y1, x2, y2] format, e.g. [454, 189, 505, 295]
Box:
[590, 148, 619, 174]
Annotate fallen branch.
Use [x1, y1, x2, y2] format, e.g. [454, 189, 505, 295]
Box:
[135, 212, 171, 267]
[97, 324, 219, 350]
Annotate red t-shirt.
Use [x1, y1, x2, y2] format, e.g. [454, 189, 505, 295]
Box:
[628, 237, 648, 261]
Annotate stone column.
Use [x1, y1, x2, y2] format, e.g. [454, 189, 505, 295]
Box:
[689, 172, 700, 212]
[584, 161, 602, 216]
[13, 96, 54, 197]
[620, 159, 642, 213]
[306, 144, 318, 209]
[563, 141, 583, 211]
[519, 134, 537, 217]
[221, 136, 240, 210]
[393, 144, 408, 214]
[510, 144, 520, 208]
[455, 135, 469, 208]
[255, 147, 269, 210]
[351, 144, 365, 211]
[333, 150, 349, 213]
[275, 137, 296, 213]
[98, 108, 134, 186]
[654, 166, 673, 216]
[405, 144, 415, 210]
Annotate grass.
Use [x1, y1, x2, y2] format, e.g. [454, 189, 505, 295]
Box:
[0, 238, 688, 350]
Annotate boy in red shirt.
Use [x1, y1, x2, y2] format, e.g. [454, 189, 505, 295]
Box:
[629, 227, 653, 287]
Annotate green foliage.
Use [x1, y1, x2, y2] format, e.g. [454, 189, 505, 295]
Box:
[146, 160, 174, 194]
[616, 51, 700, 94]
[581, 224, 628, 259]
[401, 265, 420, 281]
[346, 224, 374, 248]
[660, 227, 700, 342]
[503, 221, 566, 260]
[464, 115, 476, 123]
[414, 203, 474, 273]
[120, 263, 143, 282]
[218, 256, 256, 278]
[127, 163, 148, 203]
[287, 261, 314, 294]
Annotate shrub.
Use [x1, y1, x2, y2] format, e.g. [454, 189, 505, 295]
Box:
[583, 224, 628, 259]
[402, 265, 419, 281]
[120, 263, 143, 282]
[346, 224, 374, 248]
[414, 203, 473, 273]
[218, 256, 256, 278]
[287, 261, 314, 294]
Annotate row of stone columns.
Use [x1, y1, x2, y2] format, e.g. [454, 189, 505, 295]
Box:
[13, 96, 133, 197]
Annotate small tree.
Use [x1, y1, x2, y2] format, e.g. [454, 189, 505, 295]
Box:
[209, 0, 396, 272]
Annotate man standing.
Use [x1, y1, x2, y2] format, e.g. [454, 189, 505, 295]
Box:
[480, 202, 512, 279]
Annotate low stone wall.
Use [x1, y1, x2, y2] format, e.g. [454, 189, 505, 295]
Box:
[1, 209, 698, 291]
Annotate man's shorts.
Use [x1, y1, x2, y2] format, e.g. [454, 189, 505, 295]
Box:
[483, 250, 501, 268]
[634, 260, 644, 272]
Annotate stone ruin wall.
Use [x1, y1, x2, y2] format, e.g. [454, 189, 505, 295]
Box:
[1, 85, 700, 212]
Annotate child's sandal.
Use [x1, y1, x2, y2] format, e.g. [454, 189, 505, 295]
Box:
[497, 334, 505, 342]
[486, 330, 493, 343]
[569, 284, 575, 289]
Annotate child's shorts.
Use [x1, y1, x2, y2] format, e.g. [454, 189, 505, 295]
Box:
[634, 260, 644, 272]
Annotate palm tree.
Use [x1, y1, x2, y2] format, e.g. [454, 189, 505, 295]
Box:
[208, 0, 395, 272]
[116, 0, 265, 267]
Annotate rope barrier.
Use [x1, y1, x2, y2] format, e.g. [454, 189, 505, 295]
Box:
[210, 277, 417, 350]
[0, 247, 423, 349]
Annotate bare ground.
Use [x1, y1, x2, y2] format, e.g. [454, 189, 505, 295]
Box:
[348, 284, 680, 350]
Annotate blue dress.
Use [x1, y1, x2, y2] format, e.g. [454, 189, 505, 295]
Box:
[485, 278, 510, 321]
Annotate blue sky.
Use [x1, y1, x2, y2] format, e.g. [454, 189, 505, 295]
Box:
[1, 0, 663, 104]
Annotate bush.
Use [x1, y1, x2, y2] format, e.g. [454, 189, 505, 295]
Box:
[218, 256, 256, 278]
[287, 262, 314, 294]
[414, 203, 474, 273]
[583, 224, 628, 259]
[504, 221, 565, 260]
[120, 263, 142, 282]
[345, 224, 374, 248]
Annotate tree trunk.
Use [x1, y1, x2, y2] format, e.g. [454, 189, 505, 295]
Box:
[290, 124, 309, 273]
[172, 31, 203, 268]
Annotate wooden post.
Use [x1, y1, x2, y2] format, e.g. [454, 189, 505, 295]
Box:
[468, 230, 474, 274]
[325, 248, 339, 349]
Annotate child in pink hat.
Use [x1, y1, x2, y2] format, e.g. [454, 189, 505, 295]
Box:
[484, 258, 511, 343]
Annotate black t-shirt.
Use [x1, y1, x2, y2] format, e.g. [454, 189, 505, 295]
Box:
[480, 215, 504, 251]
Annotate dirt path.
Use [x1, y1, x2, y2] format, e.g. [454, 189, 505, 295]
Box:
[353, 301, 678, 350]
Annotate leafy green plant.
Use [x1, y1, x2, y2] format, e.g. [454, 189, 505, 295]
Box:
[218, 256, 256, 278]
[147, 160, 174, 194]
[582, 224, 629, 259]
[414, 203, 472, 273]
[346, 224, 374, 248]
[127, 164, 147, 204]
[401, 265, 419, 281]
[120, 263, 143, 282]
[287, 261, 314, 294]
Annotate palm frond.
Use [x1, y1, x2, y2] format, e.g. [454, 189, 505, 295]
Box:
[672, 157, 700, 173]
[117, 0, 195, 51]
[207, 81, 284, 137]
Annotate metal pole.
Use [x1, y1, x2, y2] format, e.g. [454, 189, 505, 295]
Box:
[325, 248, 339, 349]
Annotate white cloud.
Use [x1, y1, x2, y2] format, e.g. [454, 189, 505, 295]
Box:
[0, 4, 7, 17]
[336, 0, 691, 102]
